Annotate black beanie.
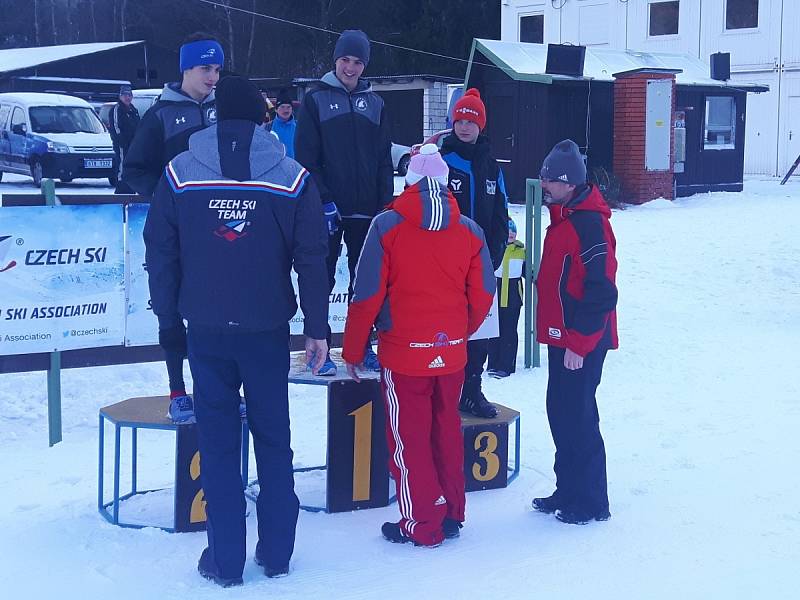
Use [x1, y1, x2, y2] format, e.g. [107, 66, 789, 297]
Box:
[276, 88, 294, 108]
[540, 139, 587, 186]
[333, 29, 370, 66]
[216, 76, 265, 123]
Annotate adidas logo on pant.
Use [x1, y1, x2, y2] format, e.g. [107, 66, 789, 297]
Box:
[428, 355, 445, 368]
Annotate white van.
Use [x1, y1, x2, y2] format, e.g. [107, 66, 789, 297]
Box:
[0, 92, 116, 186]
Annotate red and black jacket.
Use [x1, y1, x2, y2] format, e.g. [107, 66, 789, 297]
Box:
[342, 178, 496, 376]
[536, 184, 618, 357]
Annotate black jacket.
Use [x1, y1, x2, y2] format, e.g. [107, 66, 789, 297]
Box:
[108, 101, 140, 150]
[441, 134, 509, 269]
[144, 120, 329, 339]
[295, 72, 393, 217]
[122, 83, 217, 196]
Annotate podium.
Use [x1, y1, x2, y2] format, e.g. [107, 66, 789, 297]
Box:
[247, 354, 390, 514]
[462, 404, 521, 492]
[98, 396, 249, 532]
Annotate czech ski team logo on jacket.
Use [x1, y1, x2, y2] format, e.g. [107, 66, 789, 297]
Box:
[342, 177, 495, 376]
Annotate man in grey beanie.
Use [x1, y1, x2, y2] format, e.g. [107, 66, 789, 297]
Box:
[532, 139, 619, 525]
[295, 29, 393, 376]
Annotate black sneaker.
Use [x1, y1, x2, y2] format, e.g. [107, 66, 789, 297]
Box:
[381, 522, 441, 548]
[443, 518, 463, 539]
[197, 548, 243, 588]
[531, 493, 561, 514]
[254, 554, 289, 578]
[459, 390, 498, 419]
[555, 507, 611, 525]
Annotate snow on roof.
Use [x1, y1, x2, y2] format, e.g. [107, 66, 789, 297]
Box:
[473, 39, 768, 91]
[0, 41, 143, 75]
[14, 76, 132, 85]
[0, 92, 94, 107]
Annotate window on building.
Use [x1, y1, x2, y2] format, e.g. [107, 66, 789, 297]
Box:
[649, 1, 680, 36]
[726, 0, 759, 30]
[519, 14, 544, 44]
[704, 96, 736, 150]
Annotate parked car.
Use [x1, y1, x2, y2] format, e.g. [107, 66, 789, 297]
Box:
[410, 128, 452, 156]
[97, 88, 162, 129]
[392, 142, 411, 176]
[0, 92, 116, 186]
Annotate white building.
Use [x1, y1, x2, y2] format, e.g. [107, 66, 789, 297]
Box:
[500, 0, 800, 177]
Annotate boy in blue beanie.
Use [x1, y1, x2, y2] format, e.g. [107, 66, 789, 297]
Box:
[123, 32, 227, 423]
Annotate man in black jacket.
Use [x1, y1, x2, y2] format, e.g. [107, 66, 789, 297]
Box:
[123, 32, 224, 422]
[108, 85, 139, 194]
[441, 88, 509, 419]
[295, 29, 393, 376]
[144, 76, 329, 587]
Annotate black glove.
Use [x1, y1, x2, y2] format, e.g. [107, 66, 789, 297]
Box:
[159, 323, 187, 355]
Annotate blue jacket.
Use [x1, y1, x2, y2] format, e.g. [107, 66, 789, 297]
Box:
[269, 116, 296, 159]
[144, 120, 329, 339]
[441, 134, 509, 270]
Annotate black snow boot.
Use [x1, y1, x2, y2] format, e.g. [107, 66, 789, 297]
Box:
[532, 493, 562, 514]
[443, 518, 463, 539]
[459, 379, 498, 418]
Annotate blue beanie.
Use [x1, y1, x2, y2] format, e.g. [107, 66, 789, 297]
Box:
[508, 219, 517, 235]
[180, 39, 225, 72]
[333, 30, 370, 66]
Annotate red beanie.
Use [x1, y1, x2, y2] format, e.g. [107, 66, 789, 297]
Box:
[452, 88, 486, 130]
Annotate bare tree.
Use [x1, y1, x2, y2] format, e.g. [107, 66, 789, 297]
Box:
[33, 0, 41, 45]
[246, 0, 257, 74]
[88, 0, 98, 42]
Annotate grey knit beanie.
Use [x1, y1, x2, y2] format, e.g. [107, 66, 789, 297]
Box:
[540, 139, 586, 186]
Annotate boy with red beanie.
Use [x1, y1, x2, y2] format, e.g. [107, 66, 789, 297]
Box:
[441, 88, 509, 419]
[342, 143, 496, 547]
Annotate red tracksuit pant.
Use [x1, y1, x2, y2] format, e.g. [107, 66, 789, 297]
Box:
[381, 368, 466, 546]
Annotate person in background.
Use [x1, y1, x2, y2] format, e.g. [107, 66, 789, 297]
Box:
[122, 32, 224, 423]
[144, 76, 329, 586]
[108, 84, 139, 194]
[487, 218, 525, 378]
[441, 87, 509, 418]
[295, 29, 393, 376]
[269, 89, 297, 159]
[342, 143, 495, 547]
[531, 139, 618, 526]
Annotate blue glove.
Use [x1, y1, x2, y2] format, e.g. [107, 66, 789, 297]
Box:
[323, 201, 340, 236]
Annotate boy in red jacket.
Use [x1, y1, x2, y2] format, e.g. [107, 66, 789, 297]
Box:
[342, 144, 495, 547]
[531, 139, 618, 525]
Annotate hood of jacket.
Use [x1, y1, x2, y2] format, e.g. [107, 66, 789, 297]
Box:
[187, 120, 287, 180]
[320, 71, 372, 95]
[548, 183, 612, 226]
[160, 82, 216, 105]
[392, 178, 461, 231]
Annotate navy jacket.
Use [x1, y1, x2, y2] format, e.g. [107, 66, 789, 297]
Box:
[144, 120, 329, 339]
[123, 83, 217, 196]
[108, 101, 140, 150]
[441, 134, 509, 270]
[295, 72, 393, 217]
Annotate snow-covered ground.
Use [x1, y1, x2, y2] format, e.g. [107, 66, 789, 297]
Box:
[1, 178, 798, 599]
[0, 172, 116, 198]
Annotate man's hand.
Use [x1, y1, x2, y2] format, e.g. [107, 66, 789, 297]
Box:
[564, 347, 584, 370]
[345, 362, 363, 383]
[305, 337, 328, 375]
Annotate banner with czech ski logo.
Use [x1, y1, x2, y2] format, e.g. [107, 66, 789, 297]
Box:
[0, 205, 125, 355]
[289, 247, 350, 335]
[125, 203, 158, 346]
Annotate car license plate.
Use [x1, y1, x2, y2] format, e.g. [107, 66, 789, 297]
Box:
[84, 158, 112, 168]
